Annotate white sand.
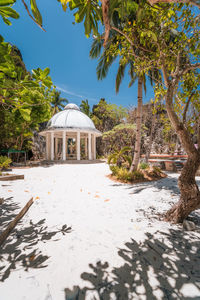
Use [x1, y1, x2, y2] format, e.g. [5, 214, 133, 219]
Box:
[0, 162, 200, 300]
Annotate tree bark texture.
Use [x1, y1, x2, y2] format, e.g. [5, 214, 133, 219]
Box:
[130, 77, 143, 172]
[165, 84, 200, 223]
[101, 0, 110, 47]
[165, 156, 200, 223]
[145, 112, 156, 163]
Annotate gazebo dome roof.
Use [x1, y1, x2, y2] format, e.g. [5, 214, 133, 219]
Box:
[47, 103, 100, 134]
[64, 103, 80, 111]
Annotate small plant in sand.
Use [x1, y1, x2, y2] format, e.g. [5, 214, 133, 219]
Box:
[0, 156, 12, 170]
[108, 146, 132, 168]
[139, 162, 149, 170]
[109, 165, 144, 182]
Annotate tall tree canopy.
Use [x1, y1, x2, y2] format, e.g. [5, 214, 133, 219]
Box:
[92, 98, 127, 132]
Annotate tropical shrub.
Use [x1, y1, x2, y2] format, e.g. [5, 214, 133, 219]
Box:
[108, 146, 132, 168]
[110, 165, 144, 182]
[0, 156, 12, 170]
[132, 170, 145, 180]
[139, 162, 149, 170]
[102, 123, 136, 156]
[116, 168, 132, 181]
[109, 165, 120, 176]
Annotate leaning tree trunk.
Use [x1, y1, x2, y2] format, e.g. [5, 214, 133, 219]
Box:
[165, 155, 200, 223]
[164, 84, 200, 223]
[130, 77, 143, 172]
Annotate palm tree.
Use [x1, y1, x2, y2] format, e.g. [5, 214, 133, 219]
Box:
[90, 32, 160, 171]
[80, 99, 91, 117]
[51, 90, 68, 115]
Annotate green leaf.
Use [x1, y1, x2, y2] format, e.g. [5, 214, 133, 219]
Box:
[42, 78, 52, 89]
[43, 67, 50, 77]
[60, 0, 69, 12]
[30, 0, 42, 26]
[75, 4, 86, 23]
[19, 108, 31, 121]
[151, 32, 157, 42]
[149, 21, 154, 28]
[22, 81, 39, 87]
[0, 6, 19, 18]
[2, 16, 11, 25]
[84, 2, 91, 38]
[0, 0, 15, 6]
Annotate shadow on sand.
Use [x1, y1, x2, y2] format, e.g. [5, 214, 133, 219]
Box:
[0, 197, 72, 282]
[64, 229, 200, 300]
[110, 175, 200, 197]
[128, 176, 180, 196]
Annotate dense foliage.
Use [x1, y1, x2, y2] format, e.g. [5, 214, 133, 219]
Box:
[0, 155, 12, 170]
[0, 38, 54, 150]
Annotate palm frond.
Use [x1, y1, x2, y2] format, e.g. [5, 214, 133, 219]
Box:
[89, 36, 104, 59]
[96, 51, 117, 80]
[119, 146, 131, 155]
[116, 61, 126, 93]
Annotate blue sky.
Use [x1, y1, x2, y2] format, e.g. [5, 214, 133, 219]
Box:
[0, 0, 155, 108]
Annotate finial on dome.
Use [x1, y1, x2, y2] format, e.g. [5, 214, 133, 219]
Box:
[64, 103, 80, 111]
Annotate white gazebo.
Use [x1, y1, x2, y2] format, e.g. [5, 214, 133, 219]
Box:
[39, 103, 102, 161]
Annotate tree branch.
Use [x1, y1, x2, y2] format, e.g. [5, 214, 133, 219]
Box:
[21, 0, 46, 32]
[174, 51, 181, 76]
[161, 62, 169, 87]
[182, 91, 195, 123]
[165, 87, 197, 157]
[181, 63, 200, 75]
[111, 26, 138, 59]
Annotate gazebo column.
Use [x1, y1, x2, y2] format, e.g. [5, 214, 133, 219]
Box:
[77, 132, 80, 160]
[93, 134, 96, 160]
[55, 137, 58, 160]
[62, 131, 66, 160]
[88, 133, 92, 160]
[50, 132, 54, 160]
[85, 137, 88, 159]
[46, 133, 50, 160]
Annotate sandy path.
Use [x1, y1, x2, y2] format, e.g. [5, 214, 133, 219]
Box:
[0, 163, 200, 300]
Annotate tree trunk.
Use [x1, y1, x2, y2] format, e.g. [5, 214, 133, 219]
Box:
[165, 155, 200, 223]
[164, 83, 200, 223]
[145, 111, 156, 163]
[130, 77, 143, 171]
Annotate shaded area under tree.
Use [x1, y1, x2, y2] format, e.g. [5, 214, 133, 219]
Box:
[0, 197, 72, 282]
[64, 229, 200, 300]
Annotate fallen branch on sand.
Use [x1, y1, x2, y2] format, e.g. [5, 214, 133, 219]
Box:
[0, 197, 34, 246]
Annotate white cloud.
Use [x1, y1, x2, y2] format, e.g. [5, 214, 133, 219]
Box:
[56, 84, 98, 103]
[56, 85, 83, 99]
